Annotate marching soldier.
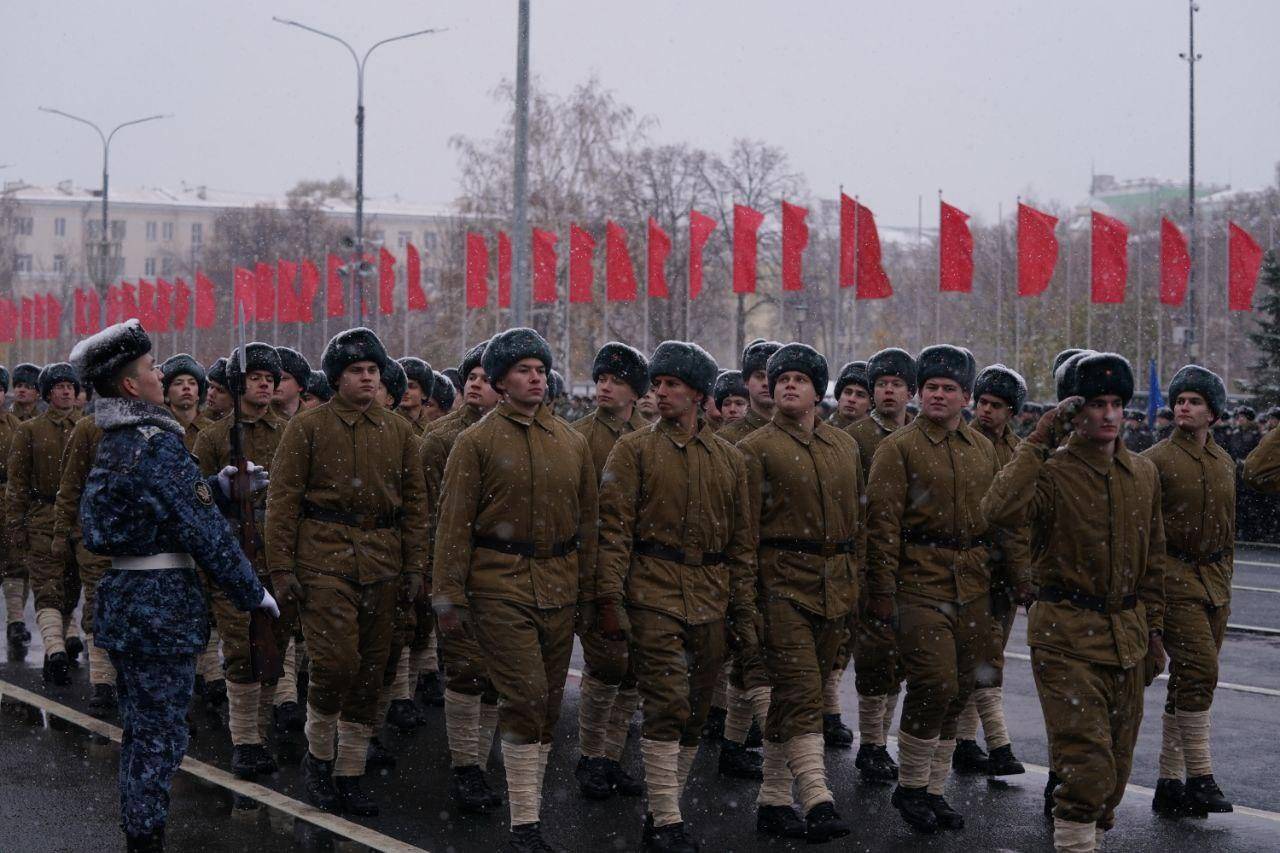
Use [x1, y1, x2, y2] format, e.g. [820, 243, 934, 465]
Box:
[433, 328, 598, 853]
[1144, 365, 1235, 818]
[829, 360, 870, 429]
[572, 342, 650, 801]
[272, 347, 310, 421]
[193, 344, 299, 776]
[396, 357, 436, 435]
[300, 370, 332, 410]
[952, 364, 1030, 777]
[712, 370, 749, 428]
[866, 345, 1005, 833]
[265, 327, 428, 816]
[596, 340, 757, 852]
[8, 362, 82, 684]
[637, 388, 659, 421]
[378, 359, 407, 410]
[73, 319, 278, 852]
[204, 358, 233, 422]
[11, 362, 42, 421]
[424, 369, 455, 421]
[739, 343, 860, 843]
[0, 366, 29, 651]
[983, 353, 1165, 852]
[160, 355, 212, 451]
[420, 340, 506, 813]
[846, 346, 915, 782]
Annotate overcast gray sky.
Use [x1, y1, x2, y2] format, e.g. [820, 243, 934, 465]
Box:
[5, 0, 1277, 226]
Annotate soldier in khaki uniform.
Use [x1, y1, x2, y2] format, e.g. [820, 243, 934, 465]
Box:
[0, 366, 30, 651]
[204, 358, 233, 422]
[160, 355, 213, 451]
[572, 342, 651, 801]
[395, 357, 435, 436]
[433, 328, 598, 853]
[952, 364, 1030, 777]
[828, 360, 870, 430]
[8, 363, 81, 684]
[845, 346, 915, 782]
[272, 347, 309, 421]
[300, 370, 333, 410]
[739, 344, 860, 844]
[194, 344, 299, 776]
[983, 352, 1165, 853]
[423, 369, 455, 422]
[1145, 366, 1235, 817]
[866, 345, 1007, 833]
[10, 363, 43, 421]
[421, 341, 507, 813]
[52, 401, 117, 714]
[596, 340, 757, 853]
[712, 370, 748, 431]
[713, 340, 781, 779]
[266, 327, 428, 817]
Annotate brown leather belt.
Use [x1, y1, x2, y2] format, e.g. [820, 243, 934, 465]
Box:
[633, 539, 725, 566]
[474, 534, 579, 559]
[901, 527, 992, 551]
[1166, 545, 1230, 566]
[1040, 585, 1137, 615]
[302, 500, 400, 531]
[760, 537, 855, 558]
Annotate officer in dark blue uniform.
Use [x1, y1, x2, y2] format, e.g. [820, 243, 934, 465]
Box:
[71, 320, 277, 853]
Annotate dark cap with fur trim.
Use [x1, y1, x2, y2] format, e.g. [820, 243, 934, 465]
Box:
[160, 354, 208, 402]
[381, 358, 407, 408]
[227, 342, 283, 394]
[766, 343, 829, 397]
[483, 328, 553, 389]
[974, 364, 1027, 413]
[275, 347, 311, 388]
[713, 370, 749, 408]
[593, 342, 649, 399]
[207, 357, 228, 389]
[0, 366, 9, 393]
[397, 357, 435, 399]
[38, 362, 80, 400]
[1168, 365, 1226, 417]
[12, 362, 40, 388]
[547, 369, 566, 401]
[741, 340, 783, 378]
[1052, 348, 1086, 376]
[442, 367, 464, 394]
[916, 345, 976, 394]
[430, 370, 455, 411]
[459, 340, 489, 380]
[1056, 350, 1095, 402]
[69, 320, 150, 397]
[322, 327, 390, 389]
[650, 340, 718, 396]
[1072, 352, 1134, 405]
[304, 369, 333, 402]
[867, 347, 917, 396]
[834, 361, 870, 399]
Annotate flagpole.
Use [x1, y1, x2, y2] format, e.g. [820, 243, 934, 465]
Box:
[643, 234, 651, 355]
[683, 215, 691, 344]
[851, 195, 860, 356]
[1086, 215, 1093, 350]
[996, 201, 1004, 365]
[1014, 197, 1022, 376]
[1223, 227, 1230, 393]
[1136, 215, 1145, 381]
[934, 190, 942, 342]
[915, 193, 923, 354]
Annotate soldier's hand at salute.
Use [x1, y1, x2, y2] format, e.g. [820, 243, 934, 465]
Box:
[1029, 396, 1084, 447]
[867, 594, 894, 624]
[402, 573, 423, 604]
[435, 603, 469, 640]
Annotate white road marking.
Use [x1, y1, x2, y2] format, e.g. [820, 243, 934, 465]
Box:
[0, 679, 429, 853]
[1234, 584, 1280, 594]
[1236, 560, 1280, 570]
[1004, 652, 1280, 697]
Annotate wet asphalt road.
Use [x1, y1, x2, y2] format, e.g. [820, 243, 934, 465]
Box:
[3, 544, 1280, 852]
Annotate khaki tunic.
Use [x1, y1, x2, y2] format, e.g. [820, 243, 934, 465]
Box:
[596, 417, 756, 626]
[572, 406, 649, 483]
[265, 396, 429, 584]
[0, 411, 22, 578]
[1243, 424, 1280, 493]
[845, 410, 902, 480]
[11, 401, 40, 422]
[7, 408, 80, 539]
[178, 413, 214, 453]
[715, 406, 770, 446]
[827, 410, 857, 431]
[419, 403, 486, 590]
[432, 401, 597, 610]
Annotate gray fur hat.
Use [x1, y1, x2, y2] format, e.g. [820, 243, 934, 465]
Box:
[207, 357, 228, 389]
[68, 320, 148, 396]
[916, 345, 977, 395]
[322, 327, 389, 389]
[1167, 365, 1226, 418]
[397, 357, 435, 399]
[381, 358, 407, 408]
[227, 342, 283, 394]
[592, 342, 650, 399]
[275, 347, 311, 388]
[867, 347, 917, 396]
[304, 369, 333, 402]
[483, 328, 553, 389]
[38, 362, 80, 400]
[459, 340, 488, 380]
[1055, 350, 1095, 402]
[766, 343, 829, 397]
[834, 360, 870, 399]
[11, 362, 40, 388]
[650, 341, 718, 396]
[1072, 352, 1134, 406]
[0, 366, 9, 393]
[974, 364, 1027, 413]
[160, 354, 208, 402]
[741, 340, 783, 378]
[430, 370, 455, 410]
[713, 370, 749, 408]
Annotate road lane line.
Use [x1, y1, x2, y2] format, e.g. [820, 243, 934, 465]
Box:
[1236, 560, 1280, 569]
[1234, 584, 1280, 594]
[0, 678, 429, 853]
[1003, 652, 1280, 697]
[1228, 623, 1280, 636]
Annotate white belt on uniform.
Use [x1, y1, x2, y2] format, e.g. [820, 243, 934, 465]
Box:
[110, 553, 195, 571]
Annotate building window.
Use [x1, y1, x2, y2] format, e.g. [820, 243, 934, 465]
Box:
[397, 231, 411, 248]
[14, 254, 33, 274]
[191, 222, 203, 245]
[161, 256, 175, 276]
[146, 221, 158, 241]
[162, 222, 174, 241]
[53, 255, 67, 274]
[144, 257, 156, 276]
[423, 231, 438, 252]
[11, 217, 33, 236]
[111, 220, 126, 241]
[54, 217, 66, 237]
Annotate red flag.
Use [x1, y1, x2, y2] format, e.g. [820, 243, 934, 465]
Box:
[105, 286, 121, 326]
[379, 247, 396, 315]
[20, 297, 33, 339]
[0, 299, 15, 343]
[298, 260, 320, 321]
[33, 295, 47, 339]
[688, 210, 717, 301]
[326, 254, 345, 318]
[532, 228, 558, 304]
[466, 233, 490, 309]
[498, 232, 512, 309]
[173, 279, 191, 330]
[1229, 222, 1264, 311]
[44, 293, 62, 340]
[121, 282, 139, 321]
[195, 271, 216, 329]
[1017, 202, 1059, 296]
[406, 243, 428, 311]
[86, 288, 100, 334]
[606, 222, 638, 302]
[732, 204, 764, 294]
[137, 279, 155, 328]
[1159, 218, 1190, 306]
[276, 260, 300, 322]
[254, 262, 275, 321]
[1090, 210, 1128, 303]
[154, 279, 173, 332]
[647, 218, 671, 298]
[839, 195, 892, 299]
[781, 201, 808, 292]
[74, 290, 89, 336]
[569, 225, 596, 304]
[939, 201, 974, 293]
[234, 267, 256, 321]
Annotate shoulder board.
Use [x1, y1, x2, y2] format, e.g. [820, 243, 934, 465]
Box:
[137, 425, 165, 441]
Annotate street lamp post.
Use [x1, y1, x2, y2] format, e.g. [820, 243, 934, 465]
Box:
[37, 108, 170, 300]
[272, 17, 443, 320]
[794, 300, 809, 344]
[1179, 1, 1202, 364]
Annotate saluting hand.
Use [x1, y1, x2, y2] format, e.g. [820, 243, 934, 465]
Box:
[1028, 396, 1084, 448]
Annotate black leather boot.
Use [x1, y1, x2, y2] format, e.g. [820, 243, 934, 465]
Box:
[574, 755, 614, 800]
[822, 713, 854, 749]
[756, 804, 806, 839]
[717, 740, 763, 780]
[334, 775, 379, 816]
[302, 751, 340, 812]
[804, 801, 851, 843]
[891, 785, 938, 833]
[951, 738, 988, 774]
[985, 743, 1025, 776]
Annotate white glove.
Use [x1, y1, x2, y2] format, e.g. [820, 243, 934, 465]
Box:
[258, 587, 280, 619]
[217, 462, 270, 498]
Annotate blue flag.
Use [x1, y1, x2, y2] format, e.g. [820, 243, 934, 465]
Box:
[1147, 359, 1164, 424]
